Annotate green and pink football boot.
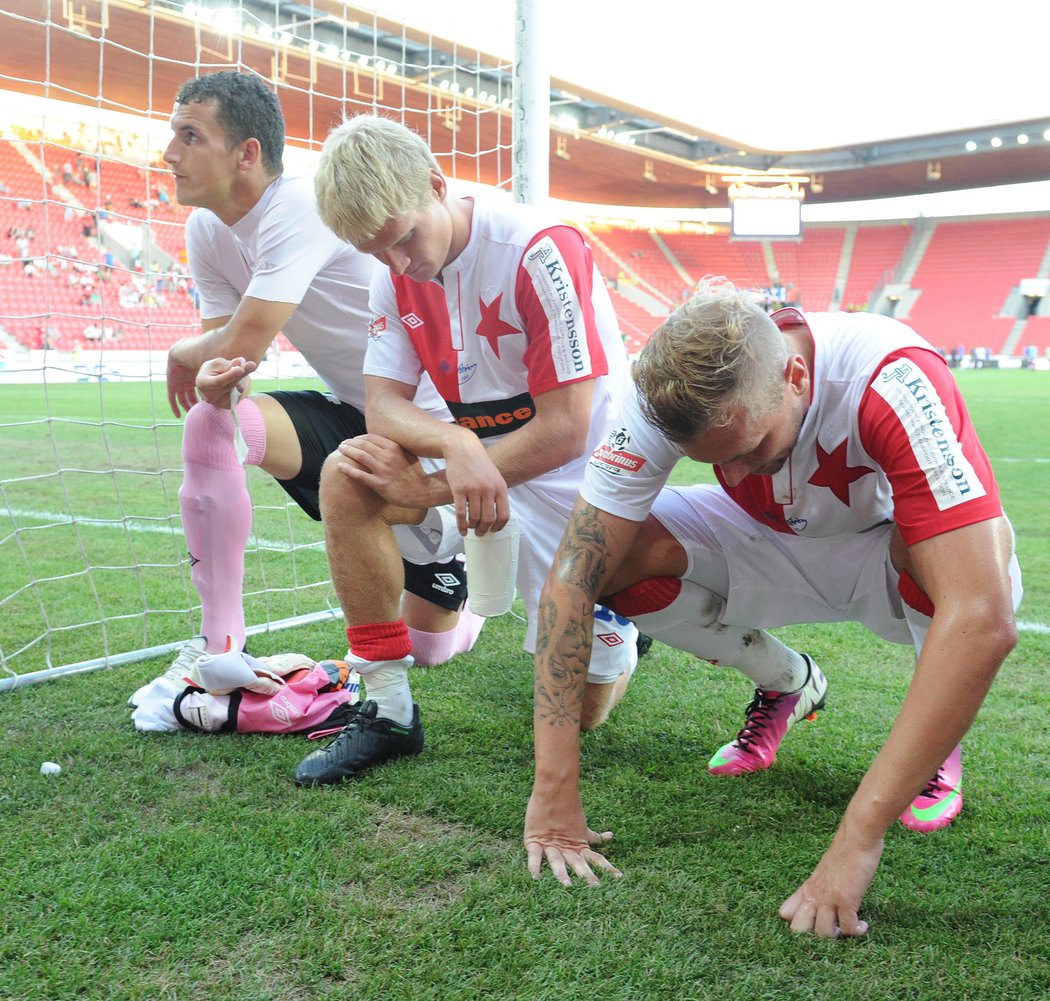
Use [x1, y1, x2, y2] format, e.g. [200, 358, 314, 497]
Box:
[899, 743, 963, 833]
[708, 655, 827, 775]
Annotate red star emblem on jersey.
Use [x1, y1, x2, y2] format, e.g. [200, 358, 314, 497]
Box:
[476, 293, 521, 357]
[808, 438, 875, 506]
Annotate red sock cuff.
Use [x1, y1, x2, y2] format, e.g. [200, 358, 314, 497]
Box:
[897, 570, 935, 617]
[605, 576, 682, 618]
[346, 621, 412, 662]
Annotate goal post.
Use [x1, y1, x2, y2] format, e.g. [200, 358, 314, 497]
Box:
[0, 0, 522, 689]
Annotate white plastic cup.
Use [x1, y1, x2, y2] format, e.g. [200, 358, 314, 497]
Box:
[463, 513, 520, 616]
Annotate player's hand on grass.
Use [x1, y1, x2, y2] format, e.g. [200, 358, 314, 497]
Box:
[195, 357, 256, 409]
[779, 823, 883, 938]
[524, 791, 621, 887]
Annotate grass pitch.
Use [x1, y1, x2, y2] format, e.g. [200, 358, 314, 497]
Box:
[1, 368, 1048, 1000]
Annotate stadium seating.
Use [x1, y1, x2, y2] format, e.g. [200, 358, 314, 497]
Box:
[770, 227, 845, 312]
[660, 230, 770, 290]
[1, 137, 198, 352]
[839, 223, 913, 313]
[1020, 315, 1050, 357]
[4, 134, 1050, 361]
[589, 226, 685, 303]
[906, 217, 1050, 353]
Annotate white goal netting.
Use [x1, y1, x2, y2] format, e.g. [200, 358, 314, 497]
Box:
[0, 0, 515, 687]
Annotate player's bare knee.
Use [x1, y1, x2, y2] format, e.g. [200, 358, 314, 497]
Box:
[319, 449, 379, 519]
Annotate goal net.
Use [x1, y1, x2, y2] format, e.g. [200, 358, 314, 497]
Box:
[0, 0, 514, 687]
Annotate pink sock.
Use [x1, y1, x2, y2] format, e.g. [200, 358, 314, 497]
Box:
[179, 399, 267, 653]
[409, 603, 486, 666]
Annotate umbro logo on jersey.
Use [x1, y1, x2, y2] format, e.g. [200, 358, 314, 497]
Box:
[595, 631, 624, 648]
[401, 312, 424, 329]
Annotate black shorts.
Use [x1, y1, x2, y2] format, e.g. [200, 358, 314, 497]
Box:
[264, 390, 467, 612]
[266, 390, 366, 520]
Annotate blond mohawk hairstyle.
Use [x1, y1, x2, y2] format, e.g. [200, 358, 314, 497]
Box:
[633, 277, 789, 443]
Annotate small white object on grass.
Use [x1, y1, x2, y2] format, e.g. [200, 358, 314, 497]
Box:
[40, 761, 62, 776]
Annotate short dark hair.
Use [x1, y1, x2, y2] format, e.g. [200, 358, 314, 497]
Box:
[174, 71, 285, 176]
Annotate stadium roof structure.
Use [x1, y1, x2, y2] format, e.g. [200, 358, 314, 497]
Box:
[8, 0, 1050, 209]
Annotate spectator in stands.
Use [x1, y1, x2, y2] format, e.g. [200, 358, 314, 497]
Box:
[523, 278, 1021, 939]
[130, 70, 484, 705]
[287, 113, 641, 787]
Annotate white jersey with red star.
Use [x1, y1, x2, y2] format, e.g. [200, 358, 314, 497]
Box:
[583, 308, 1001, 546]
[362, 197, 630, 458]
[365, 197, 632, 653]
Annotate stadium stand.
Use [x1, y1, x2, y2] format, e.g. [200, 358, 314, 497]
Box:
[905, 216, 1050, 354]
[4, 133, 1050, 361]
[1, 136, 199, 352]
[770, 226, 846, 312]
[660, 229, 771, 291]
[1020, 315, 1050, 357]
[839, 223, 913, 313]
[588, 225, 685, 303]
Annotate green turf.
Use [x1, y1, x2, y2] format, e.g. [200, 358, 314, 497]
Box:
[1, 369, 1048, 1000]
[0, 378, 336, 674]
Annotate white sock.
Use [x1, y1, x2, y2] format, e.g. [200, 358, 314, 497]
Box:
[353, 656, 414, 725]
[628, 579, 808, 692]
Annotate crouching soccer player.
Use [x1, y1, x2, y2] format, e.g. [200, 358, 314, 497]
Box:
[524, 277, 1021, 938]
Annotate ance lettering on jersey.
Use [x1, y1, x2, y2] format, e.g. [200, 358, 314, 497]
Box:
[447, 391, 536, 439]
[523, 235, 592, 382]
[871, 360, 986, 510]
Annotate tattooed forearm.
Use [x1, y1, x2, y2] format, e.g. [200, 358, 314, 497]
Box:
[552, 503, 615, 596]
[533, 499, 636, 731]
[534, 594, 593, 727]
